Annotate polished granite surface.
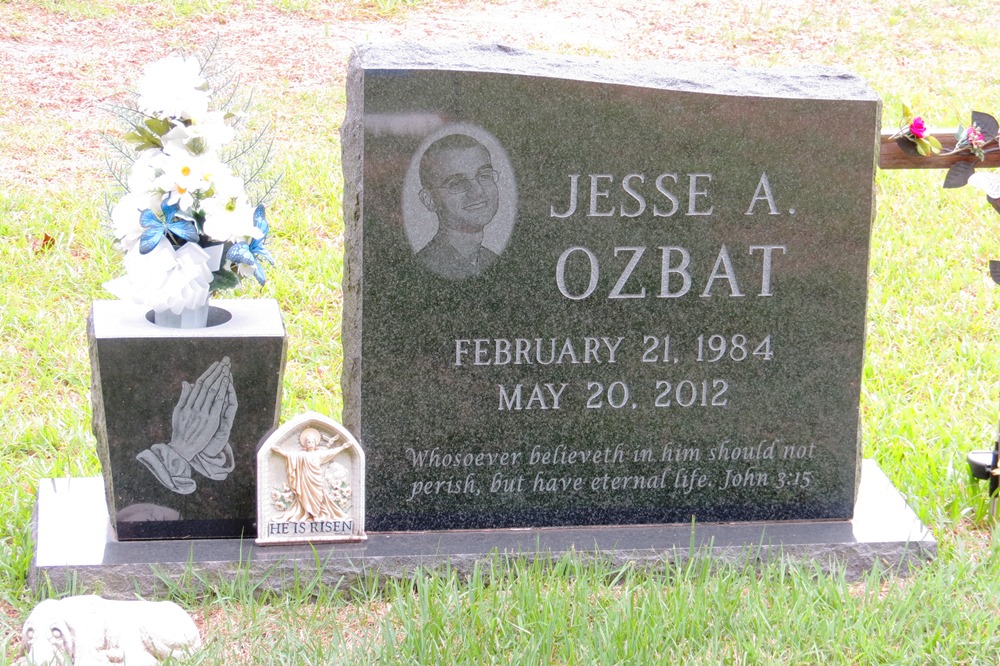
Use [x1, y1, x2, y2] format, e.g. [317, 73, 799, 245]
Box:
[31, 460, 934, 595]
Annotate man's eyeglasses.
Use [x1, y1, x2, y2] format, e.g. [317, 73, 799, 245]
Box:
[429, 169, 499, 195]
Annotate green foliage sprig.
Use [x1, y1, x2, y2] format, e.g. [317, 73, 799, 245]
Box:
[892, 105, 1000, 205]
[894, 105, 1000, 282]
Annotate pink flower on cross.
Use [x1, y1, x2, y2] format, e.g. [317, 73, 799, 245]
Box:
[909, 116, 929, 139]
[967, 124, 985, 148]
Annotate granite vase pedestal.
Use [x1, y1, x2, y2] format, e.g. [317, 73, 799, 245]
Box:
[88, 299, 286, 541]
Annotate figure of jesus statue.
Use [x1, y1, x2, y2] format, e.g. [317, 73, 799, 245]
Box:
[271, 428, 351, 522]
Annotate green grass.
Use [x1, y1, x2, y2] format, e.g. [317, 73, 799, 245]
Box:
[363, 551, 1000, 664]
[4, 0, 1000, 662]
[11, 550, 1000, 663]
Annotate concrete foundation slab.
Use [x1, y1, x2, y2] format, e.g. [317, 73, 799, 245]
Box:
[30, 460, 934, 597]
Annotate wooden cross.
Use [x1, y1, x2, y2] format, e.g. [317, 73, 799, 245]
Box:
[884, 126, 1000, 515]
[879, 129, 1000, 170]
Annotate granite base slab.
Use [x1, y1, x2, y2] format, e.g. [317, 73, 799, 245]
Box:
[30, 460, 934, 597]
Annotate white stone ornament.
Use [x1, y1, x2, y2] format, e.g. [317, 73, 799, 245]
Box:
[21, 595, 200, 665]
[257, 411, 366, 545]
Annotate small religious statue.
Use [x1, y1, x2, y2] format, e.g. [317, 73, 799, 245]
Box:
[256, 411, 366, 545]
[270, 428, 353, 522]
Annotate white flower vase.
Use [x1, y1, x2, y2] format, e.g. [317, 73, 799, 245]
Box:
[153, 301, 211, 329]
[105, 242, 225, 330]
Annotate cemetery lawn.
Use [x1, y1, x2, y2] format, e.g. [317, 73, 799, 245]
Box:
[3, 0, 1000, 662]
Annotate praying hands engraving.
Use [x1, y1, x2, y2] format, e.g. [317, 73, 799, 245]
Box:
[137, 357, 238, 494]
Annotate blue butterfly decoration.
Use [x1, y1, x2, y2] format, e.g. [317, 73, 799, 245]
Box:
[138, 201, 200, 254]
[226, 204, 274, 285]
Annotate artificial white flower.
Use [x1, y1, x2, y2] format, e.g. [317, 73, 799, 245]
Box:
[215, 166, 246, 199]
[191, 154, 235, 198]
[210, 170, 247, 200]
[968, 172, 1000, 199]
[234, 259, 259, 282]
[201, 194, 261, 243]
[153, 148, 217, 210]
[163, 110, 235, 153]
[136, 56, 210, 121]
[126, 150, 161, 194]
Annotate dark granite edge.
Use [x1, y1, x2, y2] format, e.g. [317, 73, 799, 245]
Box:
[86, 312, 119, 531]
[340, 49, 365, 434]
[32, 540, 936, 599]
[350, 42, 880, 101]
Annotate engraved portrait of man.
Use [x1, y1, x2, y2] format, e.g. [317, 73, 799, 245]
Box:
[404, 125, 516, 280]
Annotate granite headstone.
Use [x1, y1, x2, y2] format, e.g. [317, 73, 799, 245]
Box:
[89, 299, 286, 540]
[342, 43, 880, 532]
